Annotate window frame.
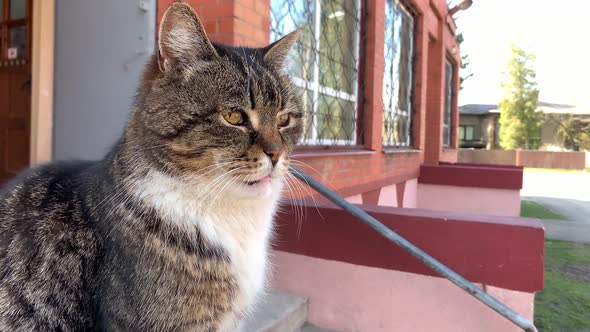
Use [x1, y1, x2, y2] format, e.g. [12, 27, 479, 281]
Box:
[270, 0, 363, 146]
[0, 0, 31, 63]
[382, 0, 416, 148]
[443, 59, 456, 148]
[459, 125, 475, 142]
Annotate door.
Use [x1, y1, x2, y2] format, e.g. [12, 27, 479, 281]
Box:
[0, 0, 31, 182]
[53, 0, 155, 161]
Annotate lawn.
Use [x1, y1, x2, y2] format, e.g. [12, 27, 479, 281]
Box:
[521, 200, 568, 220]
[520, 200, 590, 331]
[534, 240, 590, 332]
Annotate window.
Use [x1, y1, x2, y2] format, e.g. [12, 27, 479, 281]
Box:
[0, 0, 29, 63]
[443, 60, 455, 147]
[383, 0, 415, 147]
[459, 125, 474, 141]
[270, 0, 361, 145]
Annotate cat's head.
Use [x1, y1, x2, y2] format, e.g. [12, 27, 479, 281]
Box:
[128, 3, 303, 199]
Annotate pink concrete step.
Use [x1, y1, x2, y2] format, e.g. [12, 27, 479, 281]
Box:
[243, 290, 337, 332]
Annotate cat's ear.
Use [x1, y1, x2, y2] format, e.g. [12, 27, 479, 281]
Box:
[262, 30, 301, 69]
[158, 3, 218, 72]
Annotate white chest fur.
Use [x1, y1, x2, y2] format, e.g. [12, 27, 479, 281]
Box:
[133, 170, 281, 318]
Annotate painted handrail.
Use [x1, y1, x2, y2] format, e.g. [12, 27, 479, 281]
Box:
[289, 166, 538, 332]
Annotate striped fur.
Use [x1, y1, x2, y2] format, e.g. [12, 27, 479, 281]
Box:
[0, 3, 302, 331]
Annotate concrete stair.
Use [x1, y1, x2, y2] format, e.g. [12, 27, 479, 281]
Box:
[243, 290, 336, 332]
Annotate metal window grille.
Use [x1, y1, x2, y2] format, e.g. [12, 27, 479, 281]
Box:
[383, 0, 415, 147]
[270, 0, 362, 146]
[443, 60, 454, 147]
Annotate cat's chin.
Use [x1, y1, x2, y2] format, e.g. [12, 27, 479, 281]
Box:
[230, 175, 282, 200]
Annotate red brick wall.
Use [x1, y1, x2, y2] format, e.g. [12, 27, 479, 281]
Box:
[363, 0, 386, 152]
[157, 0, 270, 46]
[516, 150, 586, 170]
[459, 149, 587, 170]
[292, 150, 421, 199]
[156, 0, 461, 198]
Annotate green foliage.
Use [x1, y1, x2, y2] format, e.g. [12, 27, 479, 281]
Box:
[456, 32, 473, 90]
[548, 114, 590, 151]
[498, 44, 543, 150]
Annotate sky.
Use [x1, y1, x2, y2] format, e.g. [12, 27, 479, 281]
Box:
[455, 0, 590, 106]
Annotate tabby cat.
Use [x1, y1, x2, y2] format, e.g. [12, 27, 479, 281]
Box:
[0, 3, 302, 331]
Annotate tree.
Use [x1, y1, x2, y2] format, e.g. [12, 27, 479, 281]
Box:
[456, 32, 473, 90]
[548, 114, 590, 151]
[498, 44, 543, 150]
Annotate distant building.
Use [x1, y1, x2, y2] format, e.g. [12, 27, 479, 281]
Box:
[459, 102, 590, 150]
[458, 104, 499, 149]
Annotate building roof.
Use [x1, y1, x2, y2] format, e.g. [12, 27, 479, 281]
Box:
[459, 102, 590, 116]
[538, 102, 590, 115]
[459, 104, 498, 115]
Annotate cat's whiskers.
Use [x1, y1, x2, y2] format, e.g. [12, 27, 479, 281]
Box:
[281, 174, 304, 235]
[287, 172, 306, 218]
[283, 172, 307, 236]
[207, 173, 243, 210]
[191, 165, 247, 203]
[289, 159, 325, 181]
[100, 161, 247, 226]
[193, 161, 240, 179]
[287, 165, 323, 221]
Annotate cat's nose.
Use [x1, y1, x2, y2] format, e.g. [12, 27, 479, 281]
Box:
[263, 148, 283, 167]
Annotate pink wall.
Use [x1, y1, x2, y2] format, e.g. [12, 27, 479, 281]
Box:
[377, 184, 398, 207]
[346, 194, 363, 204]
[373, 178, 417, 208]
[271, 251, 534, 332]
[403, 178, 418, 208]
[272, 201, 543, 331]
[417, 184, 521, 217]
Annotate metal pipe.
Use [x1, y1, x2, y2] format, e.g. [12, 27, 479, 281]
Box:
[289, 166, 538, 332]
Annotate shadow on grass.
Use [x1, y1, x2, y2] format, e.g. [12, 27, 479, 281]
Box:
[521, 200, 568, 220]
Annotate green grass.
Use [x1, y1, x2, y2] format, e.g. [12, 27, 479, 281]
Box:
[534, 240, 590, 332]
[521, 200, 568, 220]
[525, 167, 590, 174]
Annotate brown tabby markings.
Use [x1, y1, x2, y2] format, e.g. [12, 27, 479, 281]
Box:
[0, 2, 302, 331]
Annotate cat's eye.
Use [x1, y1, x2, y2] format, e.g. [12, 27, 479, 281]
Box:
[222, 110, 244, 126]
[277, 113, 290, 128]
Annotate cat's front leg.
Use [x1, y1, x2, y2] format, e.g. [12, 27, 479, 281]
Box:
[217, 313, 244, 332]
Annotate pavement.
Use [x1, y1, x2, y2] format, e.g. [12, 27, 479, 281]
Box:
[521, 171, 590, 244]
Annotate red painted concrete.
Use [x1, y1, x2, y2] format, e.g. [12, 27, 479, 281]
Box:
[274, 201, 544, 293]
[419, 164, 524, 190]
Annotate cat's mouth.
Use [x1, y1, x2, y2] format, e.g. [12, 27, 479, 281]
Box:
[244, 175, 272, 186]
